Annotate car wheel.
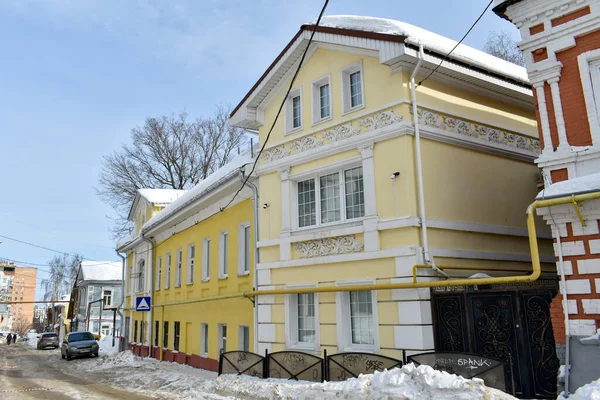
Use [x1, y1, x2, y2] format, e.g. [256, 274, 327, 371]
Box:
[93, 352, 99, 358]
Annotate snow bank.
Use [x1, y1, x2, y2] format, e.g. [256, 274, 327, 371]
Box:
[24, 332, 39, 347]
[559, 378, 600, 400]
[537, 172, 600, 199]
[98, 335, 120, 356]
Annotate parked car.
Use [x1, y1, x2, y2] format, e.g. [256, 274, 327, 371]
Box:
[37, 332, 59, 350]
[61, 332, 99, 360]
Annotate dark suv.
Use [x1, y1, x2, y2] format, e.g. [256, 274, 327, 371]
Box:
[37, 332, 59, 350]
[61, 332, 99, 360]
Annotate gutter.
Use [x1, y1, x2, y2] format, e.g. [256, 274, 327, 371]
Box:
[115, 251, 126, 349]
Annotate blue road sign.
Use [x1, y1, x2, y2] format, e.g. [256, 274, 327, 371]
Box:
[135, 296, 151, 312]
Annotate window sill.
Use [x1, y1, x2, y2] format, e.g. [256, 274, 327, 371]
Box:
[341, 103, 365, 117]
[287, 343, 319, 352]
[200, 353, 208, 358]
[292, 218, 364, 237]
[218, 275, 229, 280]
[237, 271, 250, 277]
[342, 344, 377, 353]
[284, 126, 303, 136]
[201, 278, 210, 283]
[186, 282, 194, 286]
[311, 115, 332, 128]
[175, 284, 181, 288]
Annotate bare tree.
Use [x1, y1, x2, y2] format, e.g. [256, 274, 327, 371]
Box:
[484, 31, 525, 67]
[13, 314, 32, 336]
[42, 254, 82, 301]
[97, 104, 248, 238]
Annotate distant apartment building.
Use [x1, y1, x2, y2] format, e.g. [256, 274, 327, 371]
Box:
[0, 262, 38, 333]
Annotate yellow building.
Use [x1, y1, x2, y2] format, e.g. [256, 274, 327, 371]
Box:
[116, 156, 256, 371]
[230, 15, 557, 391]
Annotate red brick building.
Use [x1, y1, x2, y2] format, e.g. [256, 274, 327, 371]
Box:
[494, 0, 600, 394]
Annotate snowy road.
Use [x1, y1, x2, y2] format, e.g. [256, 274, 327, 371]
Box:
[0, 344, 155, 399]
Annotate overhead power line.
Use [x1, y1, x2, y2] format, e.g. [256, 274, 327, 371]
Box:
[418, 0, 494, 87]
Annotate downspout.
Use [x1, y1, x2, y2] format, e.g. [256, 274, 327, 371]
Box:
[115, 251, 125, 349]
[410, 45, 448, 279]
[141, 233, 154, 359]
[239, 169, 260, 354]
[556, 229, 571, 397]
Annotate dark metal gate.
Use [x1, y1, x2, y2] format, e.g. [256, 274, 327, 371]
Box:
[432, 286, 559, 399]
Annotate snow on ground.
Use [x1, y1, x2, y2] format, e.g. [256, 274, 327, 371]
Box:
[559, 378, 600, 400]
[52, 350, 515, 400]
[98, 335, 120, 356]
[24, 332, 38, 347]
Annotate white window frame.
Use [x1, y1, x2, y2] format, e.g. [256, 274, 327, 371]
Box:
[136, 260, 145, 293]
[165, 253, 172, 289]
[187, 243, 195, 284]
[284, 87, 303, 135]
[218, 230, 229, 279]
[237, 221, 251, 276]
[218, 323, 227, 354]
[102, 289, 113, 307]
[175, 248, 182, 287]
[285, 284, 320, 351]
[335, 279, 379, 353]
[202, 237, 211, 281]
[311, 74, 332, 126]
[238, 325, 250, 352]
[341, 61, 365, 115]
[156, 256, 162, 291]
[292, 164, 365, 230]
[578, 49, 600, 142]
[200, 323, 209, 357]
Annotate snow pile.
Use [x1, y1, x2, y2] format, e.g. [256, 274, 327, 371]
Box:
[80, 261, 122, 281]
[537, 172, 600, 199]
[24, 332, 39, 347]
[312, 15, 529, 84]
[559, 378, 600, 400]
[137, 188, 186, 205]
[98, 335, 120, 356]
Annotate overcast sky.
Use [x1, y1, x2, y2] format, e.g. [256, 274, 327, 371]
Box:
[0, 0, 519, 300]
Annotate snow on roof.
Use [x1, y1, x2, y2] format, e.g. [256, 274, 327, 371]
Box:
[315, 15, 529, 84]
[80, 261, 122, 282]
[536, 172, 600, 199]
[142, 152, 254, 232]
[137, 189, 186, 205]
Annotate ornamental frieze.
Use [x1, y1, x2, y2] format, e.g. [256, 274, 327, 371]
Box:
[294, 235, 364, 258]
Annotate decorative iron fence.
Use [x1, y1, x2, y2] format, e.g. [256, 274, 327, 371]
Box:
[267, 351, 323, 382]
[219, 350, 265, 378]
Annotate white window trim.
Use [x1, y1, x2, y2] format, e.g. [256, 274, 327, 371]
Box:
[165, 253, 172, 289]
[202, 237, 211, 281]
[102, 288, 113, 307]
[285, 283, 320, 351]
[284, 87, 303, 135]
[238, 325, 250, 352]
[187, 243, 195, 285]
[578, 49, 600, 143]
[200, 323, 209, 357]
[218, 230, 229, 279]
[311, 74, 332, 126]
[341, 60, 365, 115]
[175, 248, 182, 287]
[218, 323, 227, 354]
[292, 164, 365, 231]
[136, 260, 145, 293]
[156, 257, 162, 291]
[335, 279, 379, 353]
[238, 221, 251, 276]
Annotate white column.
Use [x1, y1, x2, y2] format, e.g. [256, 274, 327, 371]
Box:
[534, 82, 554, 155]
[549, 77, 570, 151]
[279, 168, 291, 260]
[359, 144, 379, 251]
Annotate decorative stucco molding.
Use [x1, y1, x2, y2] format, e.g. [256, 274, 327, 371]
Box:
[323, 123, 360, 142]
[418, 109, 541, 154]
[289, 135, 323, 153]
[359, 110, 403, 130]
[294, 235, 364, 258]
[260, 146, 291, 163]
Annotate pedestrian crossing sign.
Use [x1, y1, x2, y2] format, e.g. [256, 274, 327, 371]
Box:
[135, 296, 151, 312]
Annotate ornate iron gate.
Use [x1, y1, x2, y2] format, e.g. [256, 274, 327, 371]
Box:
[432, 288, 559, 399]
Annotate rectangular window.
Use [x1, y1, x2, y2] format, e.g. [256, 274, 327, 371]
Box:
[350, 71, 362, 108]
[201, 323, 209, 357]
[296, 166, 364, 228]
[243, 225, 250, 272]
[163, 321, 169, 348]
[156, 257, 162, 290]
[202, 238, 211, 281]
[238, 223, 251, 275]
[137, 261, 145, 292]
[218, 324, 227, 354]
[292, 96, 301, 129]
[154, 321, 159, 347]
[349, 291, 374, 345]
[87, 285, 95, 303]
[134, 320, 138, 343]
[165, 253, 172, 289]
[174, 321, 180, 351]
[188, 244, 195, 284]
[239, 326, 250, 352]
[297, 179, 316, 227]
[140, 321, 145, 343]
[219, 231, 228, 278]
[176, 249, 182, 287]
[319, 84, 330, 119]
[297, 293, 316, 343]
[103, 290, 112, 306]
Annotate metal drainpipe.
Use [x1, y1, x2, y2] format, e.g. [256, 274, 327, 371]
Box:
[239, 169, 260, 354]
[141, 233, 154, 359]
[410, 45, 449, 279]
[556, 230, 571, 396]
[115, 251, 126, 349]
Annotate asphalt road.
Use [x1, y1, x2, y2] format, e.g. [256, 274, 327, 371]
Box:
[0, 344, 155, 399]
